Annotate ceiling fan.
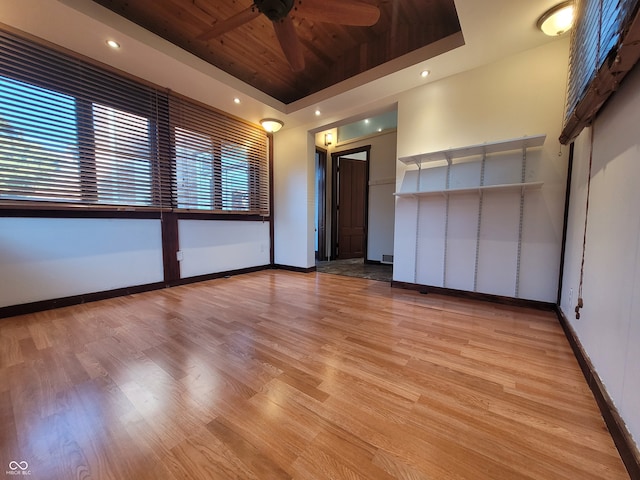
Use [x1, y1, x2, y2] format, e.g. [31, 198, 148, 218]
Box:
[197, 0, 381, 72]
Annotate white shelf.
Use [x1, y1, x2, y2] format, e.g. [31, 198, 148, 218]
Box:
[397, 132, 546, 296]
[399, 134, 546, 166]
[394, 181, 543, 198]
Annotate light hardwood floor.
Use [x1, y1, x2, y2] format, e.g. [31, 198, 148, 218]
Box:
[0, 270, 629, 479]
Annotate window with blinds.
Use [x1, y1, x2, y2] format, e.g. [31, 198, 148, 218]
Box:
[561, 0, 640, 143]
[169, 96, 269, 215]
[0, 29, 269, 216]
[0, 75, 81, 203]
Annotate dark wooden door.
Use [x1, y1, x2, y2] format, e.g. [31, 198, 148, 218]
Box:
[337, 158, 367, 259]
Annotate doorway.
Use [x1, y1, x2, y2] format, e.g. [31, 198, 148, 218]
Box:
[331, 146, 370, 260]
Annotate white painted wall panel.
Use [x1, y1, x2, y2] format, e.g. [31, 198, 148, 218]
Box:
[368, 183, 396, 262]
[392, 197, 418, 283]
[0, 218, 163, 307]
[448, 160, 482, 190]
[583, 157, 638, 401]
[560, 63, 640, 449]
[445, 194, 479, 291]
[623, 273, 640, 447]
[415, 197, 447, 287]
[178, 220, 270, 278]
[518, 189, 562, 302]
[483, 151, 526, 185]
[366, 131, 397, 263]
[475, 191, 520, 297]
[417, 165, 448, 192]
[274, 129, 315, 269]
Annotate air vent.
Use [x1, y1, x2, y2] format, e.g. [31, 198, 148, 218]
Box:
[381, 254, 394, 264]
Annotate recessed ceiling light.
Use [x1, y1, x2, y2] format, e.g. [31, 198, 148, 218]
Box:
[315, 110, 321, 116]
[364, 119, 370, 124]
[233, 97, 241, 104]
[106, 40, 120, 49]
[377, 128, 382, 132]
[420, 70, 430, 78]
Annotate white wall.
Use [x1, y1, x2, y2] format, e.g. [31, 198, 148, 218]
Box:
[0, 217, 273, 309]
[273, 128, 315, 269]
[393, 39, 570, 302]
[178, 220, 270, 277]
[0, 218, 163, 307]
[560, 63, 640, 450]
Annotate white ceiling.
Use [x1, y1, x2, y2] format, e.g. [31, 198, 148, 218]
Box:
[0, 0, 567, 132]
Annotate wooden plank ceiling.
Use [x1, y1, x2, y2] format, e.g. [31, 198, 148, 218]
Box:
[91, 0, 462, 104]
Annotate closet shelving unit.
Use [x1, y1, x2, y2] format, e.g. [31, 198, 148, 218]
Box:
[394, 134, 546, 296]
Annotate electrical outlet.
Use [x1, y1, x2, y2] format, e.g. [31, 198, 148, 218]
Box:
[176, 250, 184, 262]
[568, 288, 573, 307]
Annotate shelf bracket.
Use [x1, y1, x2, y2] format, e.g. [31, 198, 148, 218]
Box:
[443, 153, 452, 287]
[413, 162, 422, 283]
[473, 151, 487, 292]
[515, 145, 527, 298]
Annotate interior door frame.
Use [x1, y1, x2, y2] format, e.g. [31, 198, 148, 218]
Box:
[331, 145, 371, 260]
[315, 148, 327, 261]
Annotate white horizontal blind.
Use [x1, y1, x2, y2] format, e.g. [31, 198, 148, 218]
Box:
[169, 96, 269, 215]
[563, 0, 639, 140]
[0, 29, 172, 209]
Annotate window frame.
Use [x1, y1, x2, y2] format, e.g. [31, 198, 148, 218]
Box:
[167, 94, 269, 216]
[0, 28, 270, 219]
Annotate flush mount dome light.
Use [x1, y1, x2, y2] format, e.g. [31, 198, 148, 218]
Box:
[260, 118, 284, 133]
[537, 1, 575, 36]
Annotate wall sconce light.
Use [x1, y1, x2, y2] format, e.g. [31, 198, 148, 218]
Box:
[324, 133, 333, 147]
[260, 118, 284, 133]
[537, 1, 575, 36]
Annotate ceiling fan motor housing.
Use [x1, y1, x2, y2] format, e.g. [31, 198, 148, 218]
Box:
[254, 0, 295, 21]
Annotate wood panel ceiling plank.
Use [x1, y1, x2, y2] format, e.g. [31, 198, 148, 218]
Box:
[91, 0, 462, 103]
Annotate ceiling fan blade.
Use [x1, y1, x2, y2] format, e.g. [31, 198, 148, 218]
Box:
[294, 0, 380, 26]
[273, 17, 305, 72]
[197, 6, 260, 41]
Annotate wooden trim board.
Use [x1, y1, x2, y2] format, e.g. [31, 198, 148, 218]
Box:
[0, 282, 166, 319]
[391, 280, 556, 311]
[0, 265, 272, 320]
[272, 264, 317, 274]
[555, 307, 640, 480]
